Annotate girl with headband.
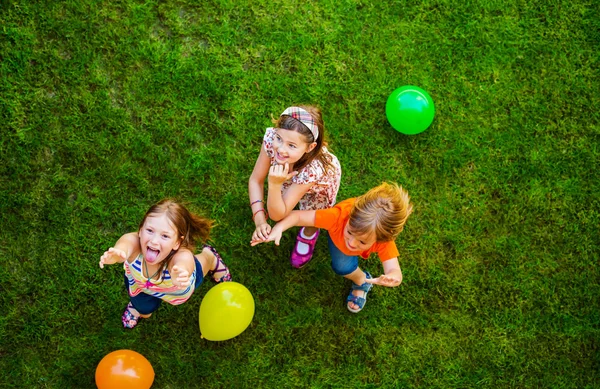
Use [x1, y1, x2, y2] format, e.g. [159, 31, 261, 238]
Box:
[249, 105, 341, 268]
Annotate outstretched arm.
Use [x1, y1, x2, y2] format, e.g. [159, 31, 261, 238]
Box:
[169, 250, 196, 290]
[250, 210, 316, 246]
[99, 232, 140, 268]
[365, 258, 403, 287]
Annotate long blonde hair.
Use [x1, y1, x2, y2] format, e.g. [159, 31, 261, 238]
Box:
[348, 182, 413, 242]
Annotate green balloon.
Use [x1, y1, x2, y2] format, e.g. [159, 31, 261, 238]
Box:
[385, 85, 435, 135]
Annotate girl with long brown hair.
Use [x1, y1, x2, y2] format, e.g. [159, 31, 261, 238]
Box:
[249, 105, 342, 268]
[99, 199, 232, 328]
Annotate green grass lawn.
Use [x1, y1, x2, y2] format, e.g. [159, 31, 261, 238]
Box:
[1, 0, 598, 387]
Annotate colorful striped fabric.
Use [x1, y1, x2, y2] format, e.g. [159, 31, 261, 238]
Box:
[124, 254, 197, 305]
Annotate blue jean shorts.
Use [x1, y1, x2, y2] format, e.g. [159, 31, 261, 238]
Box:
[124, 256, 204, 315]
[328, 235, 359, 276]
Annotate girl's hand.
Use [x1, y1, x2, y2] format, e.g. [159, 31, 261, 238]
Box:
[268, 163, 298, 186]
[365, 275, 402, 287]
[251, 225, 283, 246]
[252, 222, 272, 242]
[99, 248, 127, 268]
[171, 265, 191, 290]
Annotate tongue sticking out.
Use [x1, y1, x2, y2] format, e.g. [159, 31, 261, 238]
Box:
[146, 248, 160, 262]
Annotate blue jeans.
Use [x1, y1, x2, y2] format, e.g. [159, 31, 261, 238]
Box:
[124, 256, 204, 315]
[328, 235, 359, 276]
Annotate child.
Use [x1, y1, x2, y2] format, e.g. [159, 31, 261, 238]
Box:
[99, 199, 232, 328]
[251, 182, 412, 313]
[248, 105, 342, 268]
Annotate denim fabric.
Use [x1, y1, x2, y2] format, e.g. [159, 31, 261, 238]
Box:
[328, 235, 359, 276]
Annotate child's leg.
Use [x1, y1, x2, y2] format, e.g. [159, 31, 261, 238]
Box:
[327, 237, 371, 312]
[196, 247, 216, 277]
[342, 268, 374, 311]
[343, 268, 368, 286]
[128, 303, 154, 319]
[328, 235, 359, 276]
[127, 293, 161, 319]
[300, 199, 320, 238]
[122, 275, 162, 328]
[123, 274, 161, 317]
[195, 245, 232, 283]
[303, 226, 318, 236]
[290, 203, 321, 268]
[290, 227, 320, 268]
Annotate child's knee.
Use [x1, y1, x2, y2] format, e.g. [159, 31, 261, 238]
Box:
[330, 259, 357, 276]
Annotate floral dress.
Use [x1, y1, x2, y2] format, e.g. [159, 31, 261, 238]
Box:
[263, 127, 342, 210]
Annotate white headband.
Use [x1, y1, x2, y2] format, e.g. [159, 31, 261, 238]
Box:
[281, 107, 319, 141]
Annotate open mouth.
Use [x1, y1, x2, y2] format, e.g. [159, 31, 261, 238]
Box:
[146, 247, 160, 263]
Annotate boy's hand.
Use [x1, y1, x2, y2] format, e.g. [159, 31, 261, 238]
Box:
[99, 248, 127, 268]
[171, 265, 191, 289]
[268, 163, 298, 186]
[252, 222, 272, 242]
[365, 275, 402, 287]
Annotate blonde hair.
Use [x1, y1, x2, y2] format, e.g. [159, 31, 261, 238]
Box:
[348, 182, 413, 242]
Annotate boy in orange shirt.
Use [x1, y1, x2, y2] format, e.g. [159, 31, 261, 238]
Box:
[251, 182, 412, 313]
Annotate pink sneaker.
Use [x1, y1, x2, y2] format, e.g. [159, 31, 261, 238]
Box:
[290, 228, 319, 268]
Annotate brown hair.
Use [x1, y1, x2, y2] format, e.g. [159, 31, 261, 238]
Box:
[348, 182, 413, 242]
[138, 199, 213, 274]
[272, 105, 336, 175]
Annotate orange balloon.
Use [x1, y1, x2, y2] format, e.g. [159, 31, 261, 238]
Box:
[95, 349, 155, 389]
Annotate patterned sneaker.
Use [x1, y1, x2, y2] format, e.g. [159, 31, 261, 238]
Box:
[122, 302, 141, 329]
[290, 228, 319, 269]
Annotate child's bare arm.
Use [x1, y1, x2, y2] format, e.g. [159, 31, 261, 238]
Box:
[169, 250, 196, 290]
[267, 163, 313, 221]
[99, 232, 139, 268]
[249, 148, 272, 240]
[250, 210, 316, 246]
[366, 258, 403, 287]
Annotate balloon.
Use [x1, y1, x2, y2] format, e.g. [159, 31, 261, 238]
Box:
[95, 349, 154, 389]
[385, 85, 435, 135]
[199, 282, 255, 341]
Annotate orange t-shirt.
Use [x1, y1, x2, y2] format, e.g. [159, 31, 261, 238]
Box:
[314, 198, 399, 262]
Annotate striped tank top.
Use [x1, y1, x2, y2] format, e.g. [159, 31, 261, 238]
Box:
[124, 253, 197, 305]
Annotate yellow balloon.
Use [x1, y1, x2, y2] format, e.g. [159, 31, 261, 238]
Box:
[199, 282, 255, 341]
